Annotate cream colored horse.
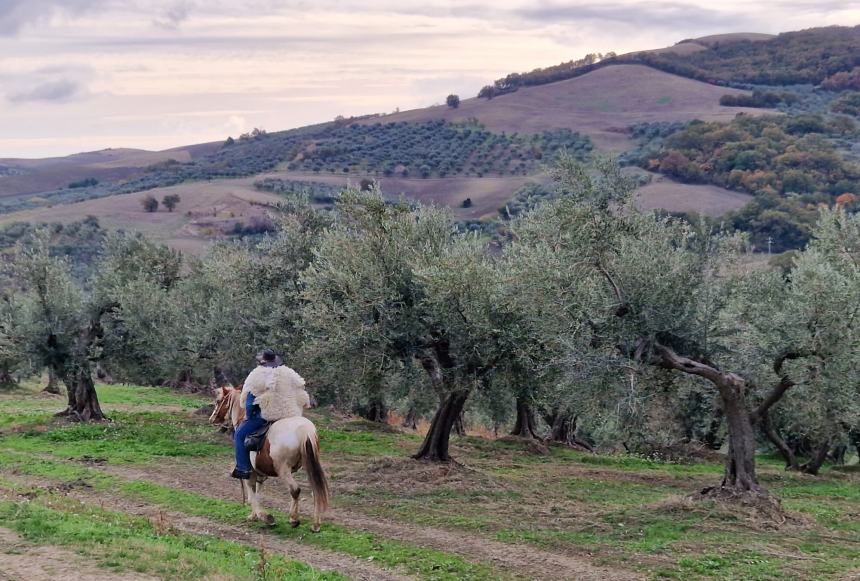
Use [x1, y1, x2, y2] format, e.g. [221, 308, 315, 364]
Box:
[209, 386, 329, 532]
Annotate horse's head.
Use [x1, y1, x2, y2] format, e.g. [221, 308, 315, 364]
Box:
[209, 386, 237, 427]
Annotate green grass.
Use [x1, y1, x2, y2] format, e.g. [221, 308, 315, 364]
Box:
[0, 411, 53, 431]
[94, 384, 207, 409]
[317, 426, 415, 457]
[1, 383, 859, 581]
[1, 411, 226, 463]
[675, 551, 780, 580]
[0, 494, 345, 580]
[0, 450, 509, 581]
[118, 480, 508, 581]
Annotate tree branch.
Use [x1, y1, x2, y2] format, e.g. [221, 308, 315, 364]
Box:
[653, 342, 724, 385]
[751, 350, 812, 421]
[595, 261, 629, 317]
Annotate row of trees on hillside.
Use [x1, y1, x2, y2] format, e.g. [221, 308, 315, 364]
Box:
[631, 26, 860, 86]
[469, 26, 860, 100]
[2, 160, 858, 501]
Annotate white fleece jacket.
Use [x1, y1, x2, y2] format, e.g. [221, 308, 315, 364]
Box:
[240, 365, 310, 421]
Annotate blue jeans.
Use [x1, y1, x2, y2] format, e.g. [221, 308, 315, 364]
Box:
[235, 407, 267, 472]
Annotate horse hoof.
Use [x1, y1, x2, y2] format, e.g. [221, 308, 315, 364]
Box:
[246, 514, 258, 522]
[262, 514, 275, 526]
[290, 520, 300, 528]
[311, 525, 320, 533]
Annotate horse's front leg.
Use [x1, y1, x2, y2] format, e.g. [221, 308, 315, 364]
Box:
[243, 475, 259, 521]
[249, 475, 275, 525]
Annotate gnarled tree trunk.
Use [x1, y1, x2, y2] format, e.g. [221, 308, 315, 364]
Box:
[510, 397, 539, 439]
[0, 369, 16, 389]
[357, 398, 388, 423]
[43, 368, 60, 394]
[413, 390, 469, 462]
[718, 375, 760, 491]
[402, 407, 417, 430]
[57, 366, 106, 422]
[800, 439, 831, 476]
[546, 411, 594, 451]
[850, 428, 860, 461]
[656, 344, 762, 493]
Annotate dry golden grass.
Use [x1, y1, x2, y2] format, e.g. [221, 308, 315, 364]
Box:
[368, 65, 771, 151]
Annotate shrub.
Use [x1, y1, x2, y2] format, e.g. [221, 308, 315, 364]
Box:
[141, 195, 159, 213]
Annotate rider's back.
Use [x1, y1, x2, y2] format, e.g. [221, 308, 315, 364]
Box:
[241, 365, 310, 422]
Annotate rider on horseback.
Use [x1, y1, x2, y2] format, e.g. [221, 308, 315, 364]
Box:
[231, 348, 311, 479]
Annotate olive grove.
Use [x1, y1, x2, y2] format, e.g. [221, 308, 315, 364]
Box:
[1, 164, 857, 501]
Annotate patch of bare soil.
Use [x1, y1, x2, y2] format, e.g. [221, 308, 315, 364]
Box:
[347, 456, 510, 495]
[95, 462, 645, 580]
[0, 527, 157, 581]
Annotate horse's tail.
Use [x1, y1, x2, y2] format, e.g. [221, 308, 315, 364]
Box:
[301, 428, 330, 514]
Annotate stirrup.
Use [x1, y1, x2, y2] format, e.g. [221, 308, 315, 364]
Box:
[231, 467, 252, 480]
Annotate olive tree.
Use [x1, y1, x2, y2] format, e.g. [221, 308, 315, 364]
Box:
[302, 190, 524, 460]
[94, 233, 184, 385]
[729, 209, 860, 474]
[169, 197, 333, 386]
[9, 230, 107, 420]
[512, 157, 826, 495]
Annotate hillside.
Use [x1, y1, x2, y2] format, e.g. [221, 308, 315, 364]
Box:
[14, 29, 860, 254]
[628, 26, 860, 86]
[0, 177, 285, 255]
[0, 143, 221, 199]
[373, 64, 766, 151]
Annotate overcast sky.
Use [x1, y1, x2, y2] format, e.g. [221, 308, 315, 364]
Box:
[0, 1, 858, 158]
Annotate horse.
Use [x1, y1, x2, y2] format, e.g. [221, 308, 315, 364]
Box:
[209, 386, 330, 532]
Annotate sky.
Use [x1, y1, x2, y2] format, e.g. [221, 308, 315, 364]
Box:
[0, 0, 858, 158]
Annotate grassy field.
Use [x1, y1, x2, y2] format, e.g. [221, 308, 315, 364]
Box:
[0, 382, 857, 580]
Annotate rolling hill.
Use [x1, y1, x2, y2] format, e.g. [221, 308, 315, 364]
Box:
[0, 142, 221, 199]
[371, 64, 765, 151]
[6, 26, 858, 253]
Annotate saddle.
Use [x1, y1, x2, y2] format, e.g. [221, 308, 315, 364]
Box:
[244, 421, 274, 452]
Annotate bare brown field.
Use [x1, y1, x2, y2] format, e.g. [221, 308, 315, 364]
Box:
[0, 177, 281, 254]
[268, 171, 530, 220]
[367, 65, 770, 151]
[0, 143, 220, 198]
[0, 169, 753, 253]
[636, 175, 753, 217]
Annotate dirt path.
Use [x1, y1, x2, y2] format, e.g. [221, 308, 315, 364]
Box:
[0, 528, 157, 581]
[96, 462, 644, 581]
[71, 493, 415, 581]
[0, 474, 413, 581]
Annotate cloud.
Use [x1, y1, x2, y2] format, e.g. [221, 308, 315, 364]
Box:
[7, 78, 85, 103]
[0, 0, 105, 35]
[515, 1, 746, 31]
[153, 1, 194, 29]
[2, 64, 94, 104]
